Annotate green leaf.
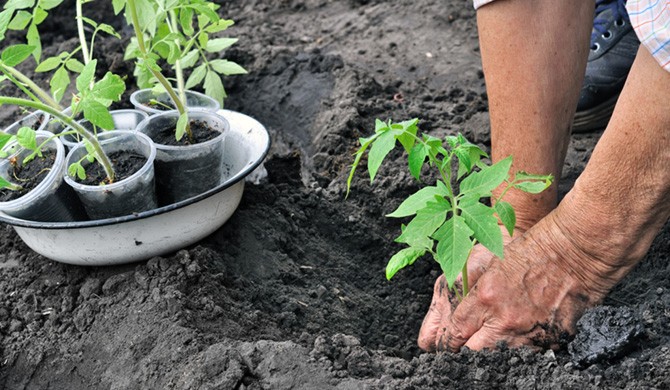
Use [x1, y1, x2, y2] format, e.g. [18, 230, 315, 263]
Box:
[91, 72, 125, 102]
[38, 0, 63, 10]
[50, 66, 69, 102]
[8, 10, 31, 30]
[4, 0, 35, 10]
[16, 126, 36, 151]
[515, 171, 554, 181]
[209, 59, 247, 75]
[407, 142, 428, 180]
[367, 129, 395, 183]
[74, 163, 86, 180]
[386, 247, 426, 280]
[81, 16, 97, 28]
[346, 134, 378, 197]
[180, 49, 199, 68]
[514, 180, 551, 194]
[97, 23, 120, 38]
[82, 99, 114, 130]
[26, 23, 40, 62]
[76, 59, 96, 93]
[111, 0, 126, 14]
[0, 9, 14, 41]
[185, 63, 206, 89]
[375, 118, 387, 133]
[204, 70, 225, 105]
[179, 7, 194, 35]
[1, 44, 35, 67]
[133, 0, 156, 36]
[460, 202, 504, 258]
[395, 199, 451, 247]
[175, 112, 188, 141]
[188, 4, 219, 23]
[205, 38, 237, 53]
[0, 175, 19, 190]
[204, 19, 234, 33]
[35, 56, 61, 72]
[494, 201, 515, 237]
[387, 184, 449, 218]
[65, 58, 84, 73]
[459, 155, 512, 197]
[32, 7, 47, 24]
[434, 215, 474, 288]
[395, 118, 419, 154]
[0, 132, 13, 150]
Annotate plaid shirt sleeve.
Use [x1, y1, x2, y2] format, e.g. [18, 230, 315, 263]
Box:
[627, 0, 670, 71]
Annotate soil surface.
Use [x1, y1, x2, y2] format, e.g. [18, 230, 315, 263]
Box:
[1, 1, 670, 389]
[153, 120, 222, 146]
[77, 150, 147, 186]
[0, 151, 55, 202]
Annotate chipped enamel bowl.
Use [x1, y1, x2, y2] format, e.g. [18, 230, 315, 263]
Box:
[0, 110, 270, 266]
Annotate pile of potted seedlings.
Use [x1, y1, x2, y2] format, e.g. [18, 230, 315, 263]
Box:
[0, 0, 260, 263]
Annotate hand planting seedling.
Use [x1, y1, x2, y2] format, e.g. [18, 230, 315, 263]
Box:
[347, 119, 553, 297]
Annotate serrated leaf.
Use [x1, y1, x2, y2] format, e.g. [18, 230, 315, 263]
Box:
[386, 247, 426, 280]
[175, 112, 188, 141]
[209, 59, 247, 75]
[16, 126, 36, 151]
[39, 0, 63, 10]
[515, 171, 553, 181]
[33, 7, 47, 24]
[460, 202, 504, 258]
[374, 118, 387, 133]
[434, 215, 474, 288]
[204, 70, 225, 104]
[188, 4, 218, 23]
[204, 19, 234, 33]
[0, 9, 14, 41]
[205, 38, 237, 53]
[8, 10, 31, 30]
[65, 58, 84, 73]
[185, 63, 206, 89]
[345, 134, 378, 197]
[198, 32, 208, 48]
[396, 118, 418, 153]
[367, 129, 395, 183]
[459, 155, 512, 197]
[407, 141, 428, 180]
[26, 23, 40, 62]
[133, 0, 156, 36]
[97, 23, 120, 38]
[494, 201, 515, 237]
[180, 49, 199, 68]
[82, 99, 114, 130]
[4, 0, 35, 10]
[514, 180, 551, 194]
[1, 44, 35, 67]
[395, 199, 450, 247]
[50, 66, 69, 102]
[91, 72, 125, 102]
[76, 59, 96, 93]
[112, 0, 125, 14]
[179, 7, 194, 35]
[35, 56, 61, 72]
[387, 184, 449, 218]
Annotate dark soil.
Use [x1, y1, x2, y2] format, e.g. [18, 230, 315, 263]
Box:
[76, 150, 147, 186]
[1, 1, 669, 389]
[152, 120, 221, 146]
[0, 151, 55, 202]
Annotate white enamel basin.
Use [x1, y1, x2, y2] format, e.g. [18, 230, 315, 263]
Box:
[0, 110, 270, 266]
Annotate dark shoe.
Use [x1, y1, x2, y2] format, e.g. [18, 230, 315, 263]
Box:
[573, 0, 640, 133]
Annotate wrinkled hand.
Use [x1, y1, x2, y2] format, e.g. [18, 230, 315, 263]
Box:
[426, 213, 610, 352]
[418, 226, 514, 351]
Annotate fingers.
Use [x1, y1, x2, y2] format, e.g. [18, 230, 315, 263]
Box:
[418, 276, 451, 351]
[439, 295, 486, 352]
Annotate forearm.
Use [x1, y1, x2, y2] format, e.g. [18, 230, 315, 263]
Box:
[553, 47, 670, 294]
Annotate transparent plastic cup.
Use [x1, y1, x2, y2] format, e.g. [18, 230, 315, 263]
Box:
[64, 131, 158, 220]
[3, 110, 50, 135]
[0, 131, 86, 222]
[60, 109, 149, 150]
[130, 89, 220, 115]
[135, 109, 228, 205]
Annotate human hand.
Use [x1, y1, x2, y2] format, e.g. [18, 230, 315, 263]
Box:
[417, 225, 515, 351]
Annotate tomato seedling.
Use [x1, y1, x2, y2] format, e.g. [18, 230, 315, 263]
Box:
[347, 119, 553, 296]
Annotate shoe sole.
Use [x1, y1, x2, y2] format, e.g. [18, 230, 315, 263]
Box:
[572, 94, 619, 133]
